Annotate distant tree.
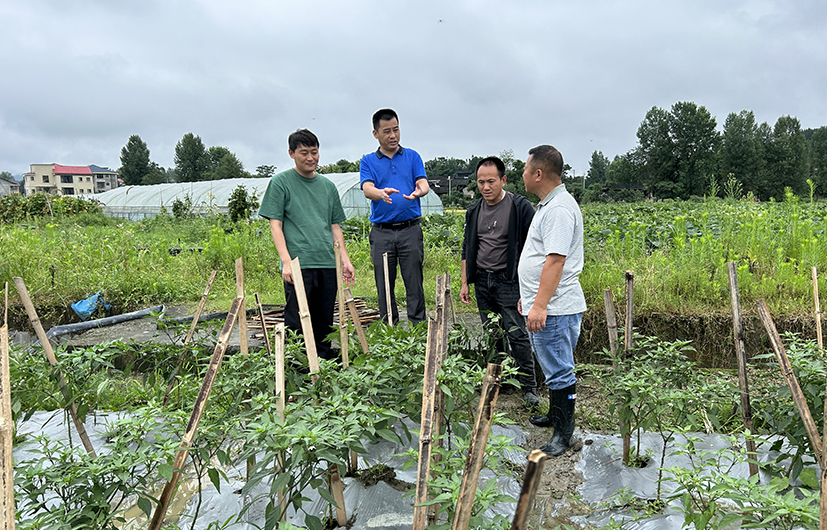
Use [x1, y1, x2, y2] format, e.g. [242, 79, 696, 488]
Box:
[587, 151, 610, 189]
[255, 164, 277, 178]
[205, 146, 247, 180]
[634, 102, 719, 199]
[119, 134, 151, 186]
[424, 157, 468, 177]
[765, 116, 810, 198]
[0, 171, 14, 182]
[810, 127, 827, 195]
[174, 133, 208, 182]
[719, 110, 767, 198]
[318, 159, 359, 174]
[141, 162, 167, 185]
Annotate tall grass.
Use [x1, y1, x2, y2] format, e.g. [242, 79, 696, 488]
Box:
[3, 195, 826, 318]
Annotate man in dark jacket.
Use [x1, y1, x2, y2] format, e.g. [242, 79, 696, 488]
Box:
[460, 156, 538, 408]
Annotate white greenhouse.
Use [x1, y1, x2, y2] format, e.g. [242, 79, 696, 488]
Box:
[91, 174, 444, 220]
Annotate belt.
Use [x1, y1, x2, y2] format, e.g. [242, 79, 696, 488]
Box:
[480, 268, 506, 274]
[372, 217, 421, 230]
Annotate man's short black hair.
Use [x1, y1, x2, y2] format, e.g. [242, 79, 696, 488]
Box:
[528, 145, 564, 179]
[475, 156, 506, 178]
[288, 129, 319, 152]
[372, 108, 399, 130]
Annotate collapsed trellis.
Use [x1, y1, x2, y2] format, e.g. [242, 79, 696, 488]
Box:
[1, 256, 548, 530]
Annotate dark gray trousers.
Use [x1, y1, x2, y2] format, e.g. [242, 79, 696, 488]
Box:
[475, 270, 537, 392]
[369, 223, 426, 325]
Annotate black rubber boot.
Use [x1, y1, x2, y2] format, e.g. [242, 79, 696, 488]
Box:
[541, 384, 576, 456]
[529, 388, 555, 428]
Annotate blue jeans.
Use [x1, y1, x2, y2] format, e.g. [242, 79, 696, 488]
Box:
[475, 270, 536, 392]
[530, 313, 581, 390]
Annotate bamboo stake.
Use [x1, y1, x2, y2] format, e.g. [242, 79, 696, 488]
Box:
[330, 466, 348, 526]
[0, 282, 14, 530]
[603, 288, 619, 359]
[148, 298, 242, 530]
[383, 252, 393, 326]
[290, 257, 320, 381]
[255, 293, 272, 358]
[756, 299, 825, 467]
[624, 270, 634, 352]
[335, 242, 349, 368]
[344, 287, 369, 354]
[185, 269, 217, 345]
[451, 363, 503, 530]
[622, 271, 634, 466]
[13, 277, 96, 457]
[429, 275, 449, 524]
[757, 299, 827, 529]
[163, 269, 217, 406]
[413, 321, 441, 530]
[336, 244, 358, 474]
[726, 262, 759, 477]
[814, 267, 823, 350]
[272, 322, 287, 522]
[235, 258, 249, 356]
[510, 450, 548, 530]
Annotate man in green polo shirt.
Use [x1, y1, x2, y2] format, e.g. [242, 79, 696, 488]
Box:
[258, 129, 354, 359]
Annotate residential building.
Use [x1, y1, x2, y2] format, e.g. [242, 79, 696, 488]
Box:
[22, 163, 118, 196]
[0, 176, 19, 196]
[89, 165, 119, 193]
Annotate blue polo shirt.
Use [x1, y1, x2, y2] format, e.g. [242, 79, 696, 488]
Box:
[360, 146, 427, 223]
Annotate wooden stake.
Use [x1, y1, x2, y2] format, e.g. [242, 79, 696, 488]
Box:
[290, 257, 320, 381]
[273, 324, 285, 418]
[413, 321, 441, 530]
[814, 267, 823, 350]
[330, 466, 347, 526]
[335, 242, 349, 368]
[510, 450, 548, 530]
[383, 252, 393, 326]
[757, 298, 827, 529]
[603, 288, 619, 359]
[12, 277, 96, 457]
[429, 275, 449, 524]
[255, 293, 272, 358]
[344, 287, 369, 354]
[451, 363, 503, 530]
[235, 258, 249, 356]
[622, 270, 634, 466]
[163, 269, 218, 406]
[148, 298, 243, 530]
[726, 262, 759, 477]
[185, 269, 217, 345]
[624, 270, 634, 352]
[0, 282, 14, 530]
[756, 299, 825, 467]
[272, 322, 287, 521]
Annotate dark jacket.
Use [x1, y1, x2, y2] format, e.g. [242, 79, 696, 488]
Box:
[461, 192, 535, 284]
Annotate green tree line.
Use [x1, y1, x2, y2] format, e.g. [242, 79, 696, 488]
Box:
[118, 133, 278, 185]
[588, 101, 827, 202]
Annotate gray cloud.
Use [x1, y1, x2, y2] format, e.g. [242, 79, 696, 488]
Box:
[1, 0, 825, 178]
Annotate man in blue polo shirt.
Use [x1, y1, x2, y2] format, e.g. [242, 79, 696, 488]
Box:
[360, 108, 430, 325]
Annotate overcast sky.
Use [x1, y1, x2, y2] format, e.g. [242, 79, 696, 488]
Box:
[2, 0, 825, 178]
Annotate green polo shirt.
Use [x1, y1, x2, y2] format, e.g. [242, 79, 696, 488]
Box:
[258, 169, 346, 269]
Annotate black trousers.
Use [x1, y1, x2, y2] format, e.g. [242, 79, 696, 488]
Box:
[369, 223, 426, 325]
[283, 268, 337, 360]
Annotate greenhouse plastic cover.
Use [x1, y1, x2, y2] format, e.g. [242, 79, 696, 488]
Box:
[92, 174, 444, 220]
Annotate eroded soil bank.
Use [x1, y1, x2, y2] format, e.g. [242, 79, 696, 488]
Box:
[577, 310, 819, 368]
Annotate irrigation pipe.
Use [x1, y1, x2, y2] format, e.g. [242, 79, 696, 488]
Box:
[24, 305, 165, 354]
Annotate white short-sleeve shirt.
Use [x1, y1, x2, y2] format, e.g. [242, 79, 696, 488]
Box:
[518, 184, 586, 316]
